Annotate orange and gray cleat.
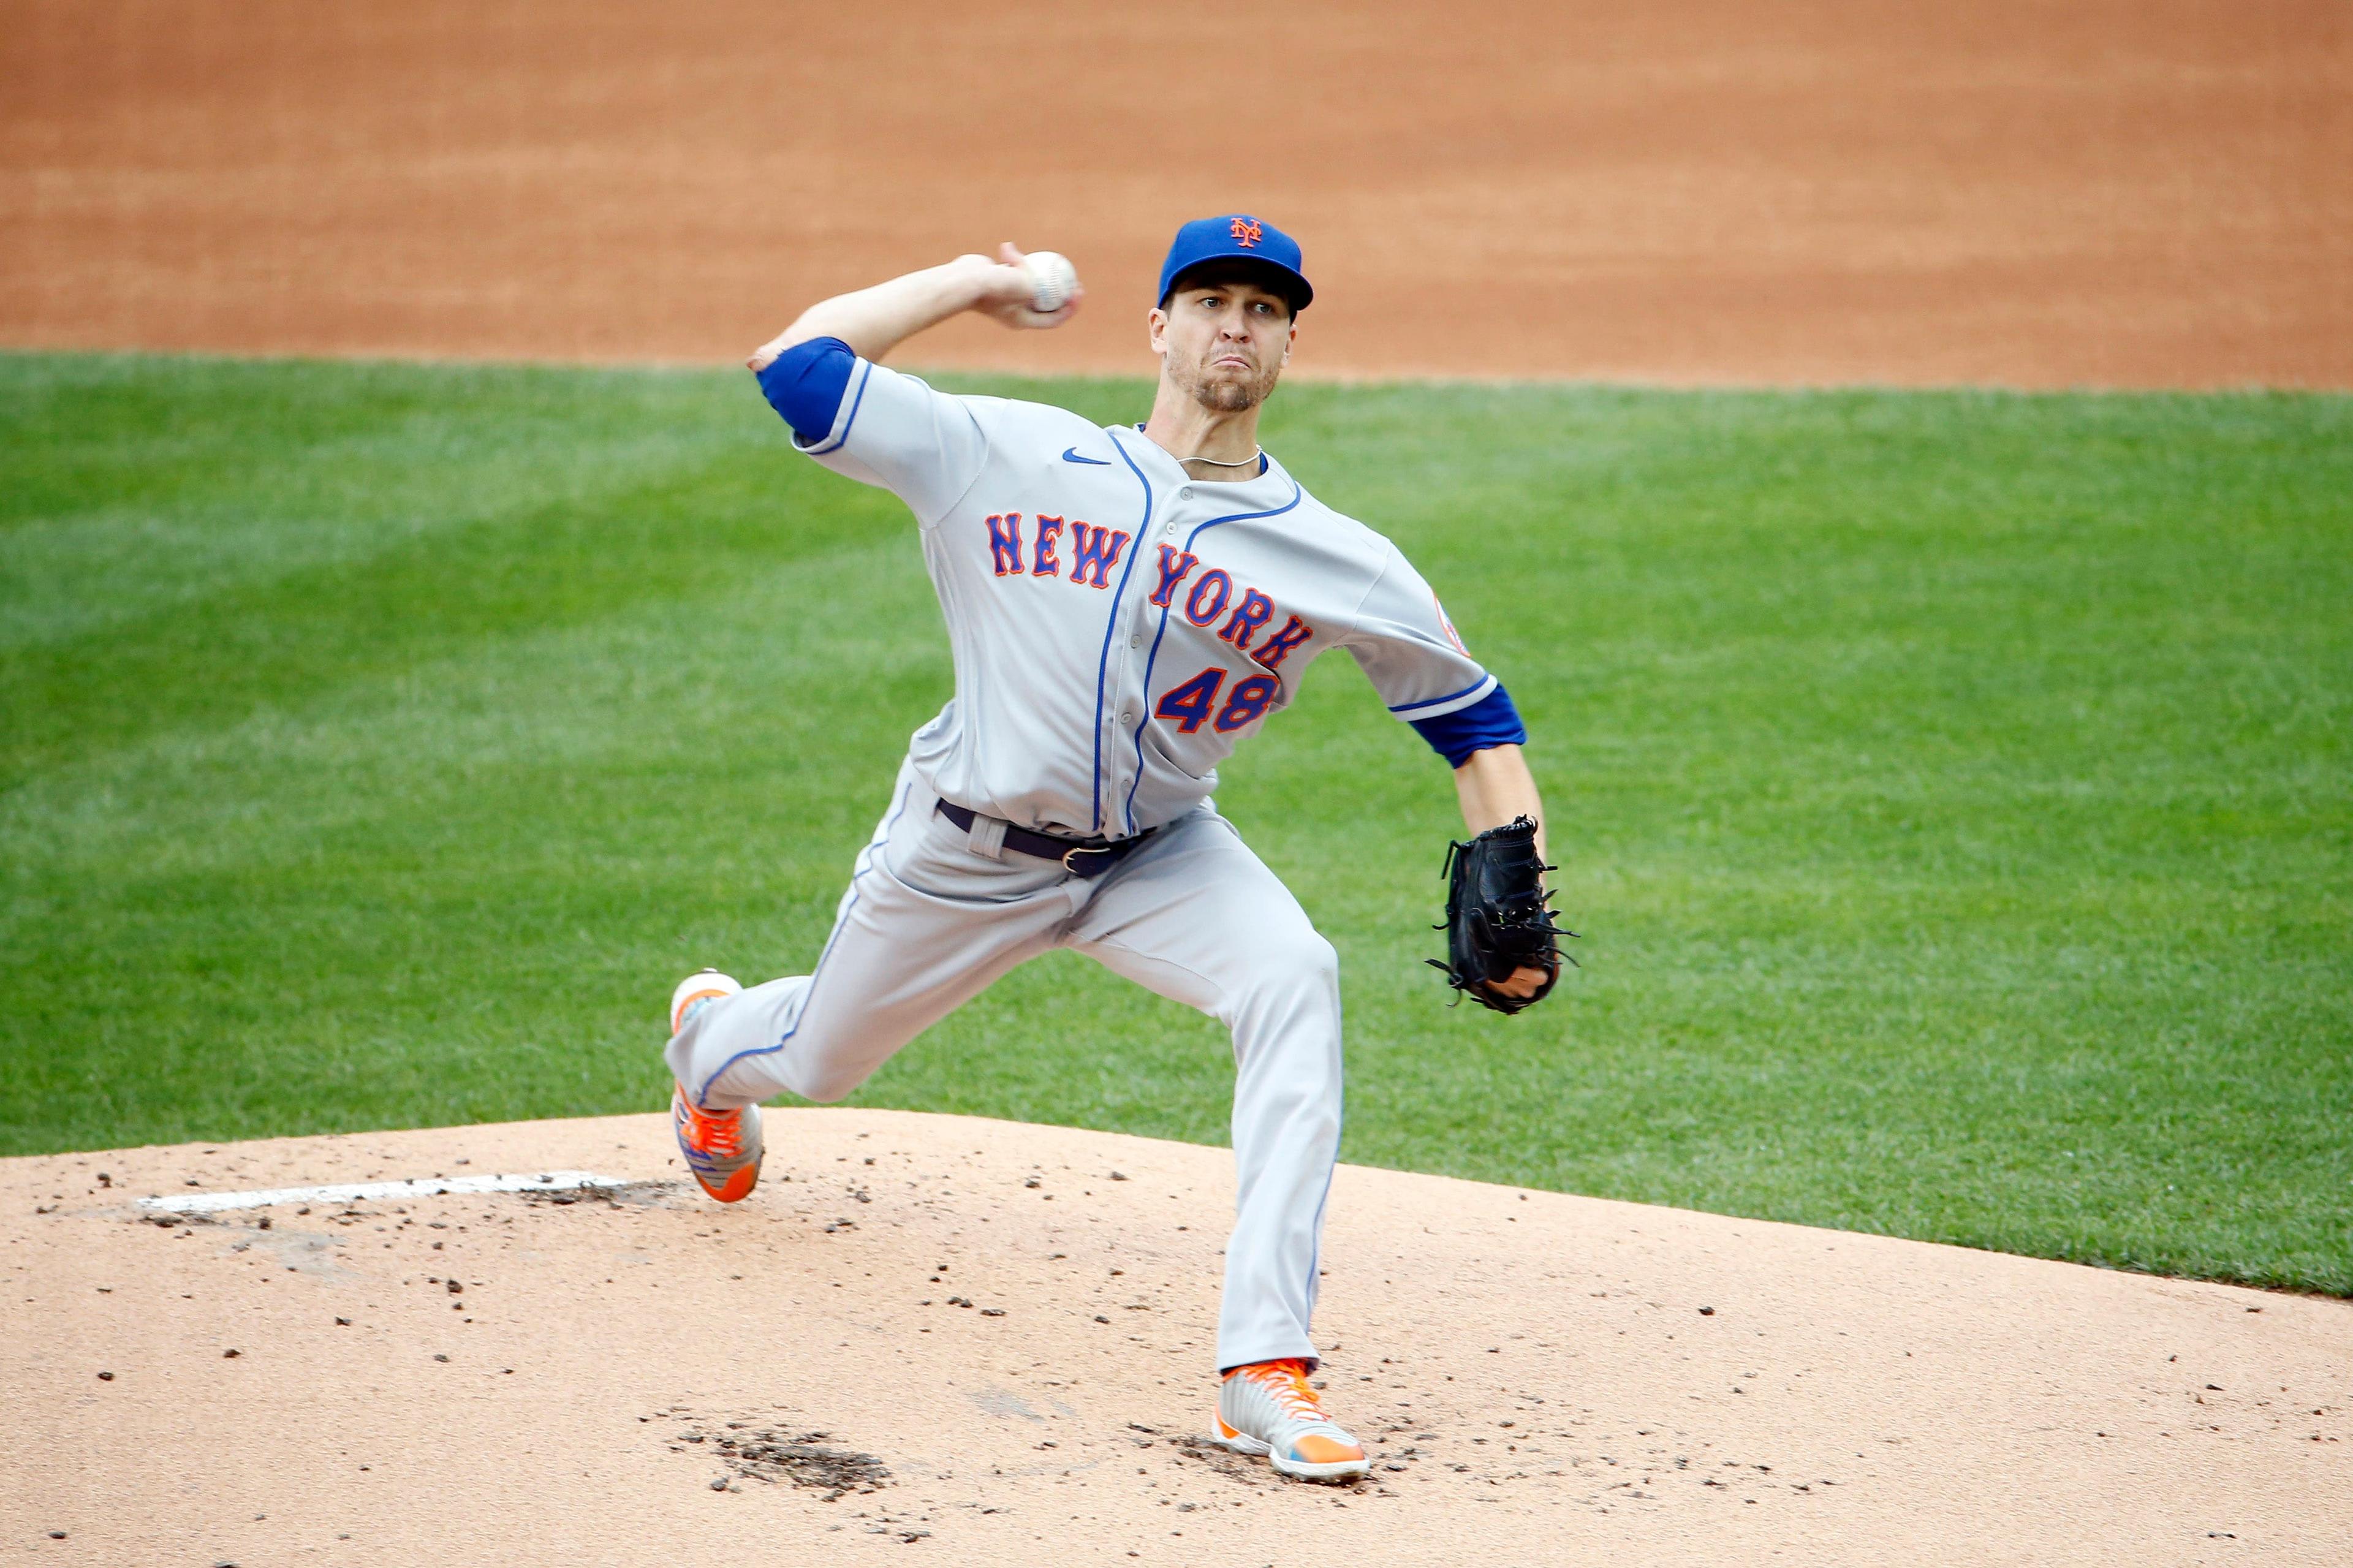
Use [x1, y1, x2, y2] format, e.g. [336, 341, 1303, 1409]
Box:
[668, 970, 760, 1203]
[1210, 1358, 1370, 1482]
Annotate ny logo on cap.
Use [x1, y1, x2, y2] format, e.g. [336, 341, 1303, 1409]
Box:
[1229, 216, 1263, 248]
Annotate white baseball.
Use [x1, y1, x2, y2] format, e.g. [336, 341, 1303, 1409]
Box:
[1020, 251, 1078, 313]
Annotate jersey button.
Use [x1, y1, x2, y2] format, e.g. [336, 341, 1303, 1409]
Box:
[1119, 710, 1135, 726]
[1129, 634, 1142, 648]
[1178, 487, 1194, 500]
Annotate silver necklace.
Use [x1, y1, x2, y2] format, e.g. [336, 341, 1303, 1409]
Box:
[1180, 447, 1264, 469]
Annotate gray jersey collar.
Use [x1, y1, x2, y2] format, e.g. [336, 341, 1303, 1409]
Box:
[1110, 423, 1294, 499]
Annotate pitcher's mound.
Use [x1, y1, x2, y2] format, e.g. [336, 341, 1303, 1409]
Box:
[3, 1110, 2345, 1563]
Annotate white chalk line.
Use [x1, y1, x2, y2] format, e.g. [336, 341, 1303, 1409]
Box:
[137, 1171, 632, 1214]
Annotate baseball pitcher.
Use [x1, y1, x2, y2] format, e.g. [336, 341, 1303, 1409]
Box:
[662, 216, 1561, 1482]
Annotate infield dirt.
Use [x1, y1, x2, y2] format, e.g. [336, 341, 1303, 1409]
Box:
[5, 1109, 2347, 1564]
[4, 0, 2348, 387]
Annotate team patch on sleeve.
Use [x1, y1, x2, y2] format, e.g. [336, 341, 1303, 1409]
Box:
[1341, 540, 1496, 729]
[1433, 592, 1469, 655]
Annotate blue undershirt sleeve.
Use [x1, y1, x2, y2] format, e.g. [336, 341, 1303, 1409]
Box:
[1408, 683, 1528, 767]
[753, 336, 857, 444]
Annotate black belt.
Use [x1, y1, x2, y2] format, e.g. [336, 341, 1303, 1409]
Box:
[933, 799, 1151, 879]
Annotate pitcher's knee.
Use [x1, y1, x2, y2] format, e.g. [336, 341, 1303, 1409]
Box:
[783, 1061, 865, 1105]
[1264, 925, 1336, 979]
[1243, 931, 1340, 1010]
[1303, 933, 1340, 985]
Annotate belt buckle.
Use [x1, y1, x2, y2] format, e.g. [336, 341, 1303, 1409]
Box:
[1060, 843, 1108, 873]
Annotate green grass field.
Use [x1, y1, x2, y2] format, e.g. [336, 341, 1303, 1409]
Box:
[4, 350, 2347, 1293]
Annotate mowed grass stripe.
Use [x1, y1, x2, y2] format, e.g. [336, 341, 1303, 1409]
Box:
[2, 351, 2347, 1295]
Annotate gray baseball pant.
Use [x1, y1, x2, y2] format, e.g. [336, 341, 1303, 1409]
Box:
[664, 757, 1344, 1371]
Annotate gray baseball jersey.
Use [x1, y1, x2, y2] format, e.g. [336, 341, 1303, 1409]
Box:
[789, 354, 1502, 837]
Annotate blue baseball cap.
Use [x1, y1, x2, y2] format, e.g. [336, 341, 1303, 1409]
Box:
[1156, 214, 1313, 313]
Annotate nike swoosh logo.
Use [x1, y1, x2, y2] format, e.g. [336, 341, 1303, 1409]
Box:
[1061, 447, 1111, 465]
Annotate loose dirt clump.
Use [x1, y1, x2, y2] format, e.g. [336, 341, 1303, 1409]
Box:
[520, 1180, 686, 1210]
[1162, 1433, 1279, 1488]
[676, 1425, 891, 1501]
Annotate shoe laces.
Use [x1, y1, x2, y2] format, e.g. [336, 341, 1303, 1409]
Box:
[681, 1097, 741, 1157]
[1232, 1358, 1325, 1425]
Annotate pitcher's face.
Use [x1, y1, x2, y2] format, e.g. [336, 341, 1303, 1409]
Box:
[1151, 275, 1297, 413]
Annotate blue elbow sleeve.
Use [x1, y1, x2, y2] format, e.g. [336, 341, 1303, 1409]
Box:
[754, 336, 856, 444]
[1409, 683, 1528, 767]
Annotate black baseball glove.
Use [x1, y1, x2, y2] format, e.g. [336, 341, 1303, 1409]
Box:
[1428, 815, 1572, 1015]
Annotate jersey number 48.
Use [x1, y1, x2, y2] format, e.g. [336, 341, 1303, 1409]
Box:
[1154, 667, 1279, 734]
